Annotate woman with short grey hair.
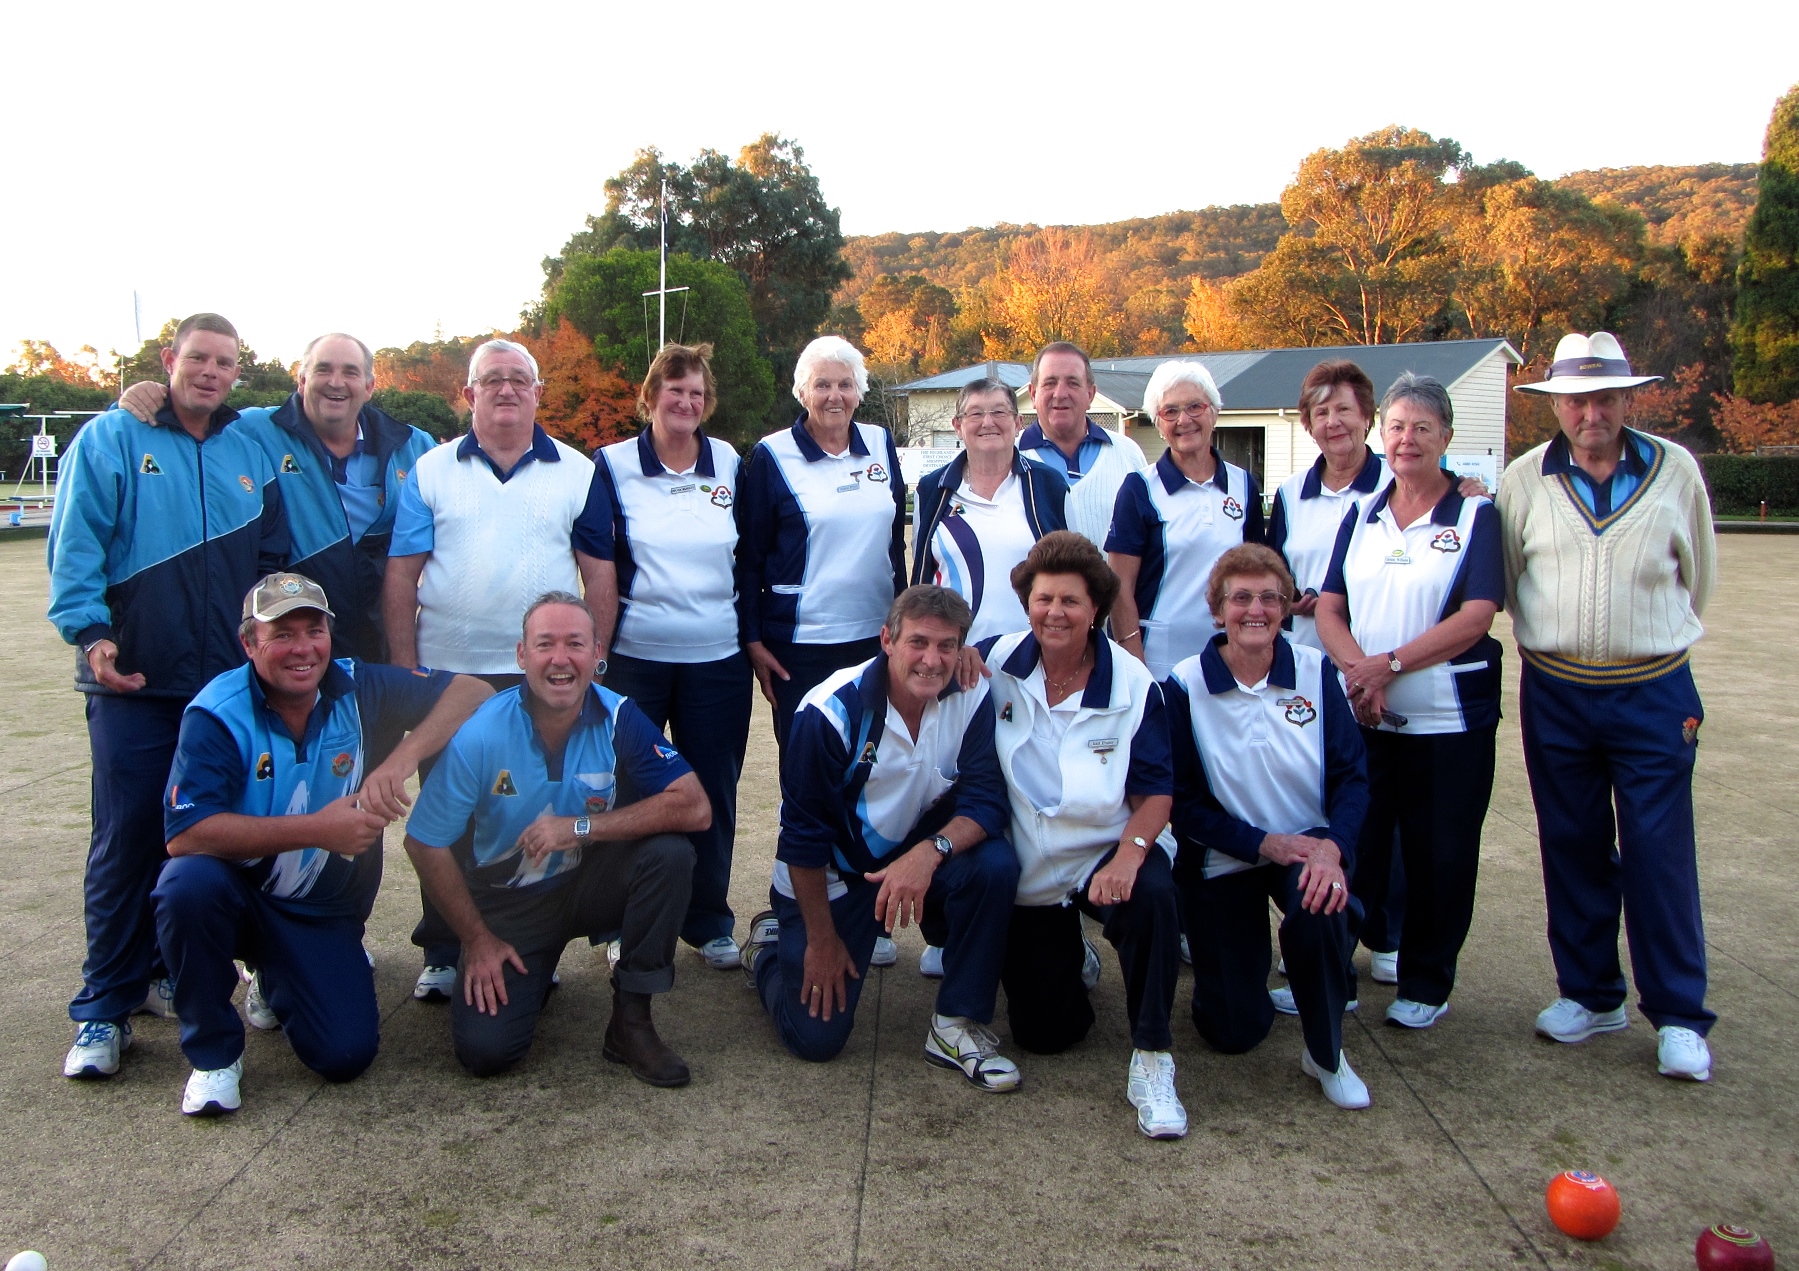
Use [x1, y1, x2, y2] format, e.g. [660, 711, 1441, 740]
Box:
[1313, 373, 1505, 1031]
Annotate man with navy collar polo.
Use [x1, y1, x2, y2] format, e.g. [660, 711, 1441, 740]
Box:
[1501, 331, 1718, 1083]
[153, 573, 491, 1114]
[1017, 342, 1149, 546]
[120, 333, 436, 662]
[383, 339, 613, 1002]
[403, 592, 710, 1083]
[738, 585, 1022, 1090]
[49, 312, 291, 1082]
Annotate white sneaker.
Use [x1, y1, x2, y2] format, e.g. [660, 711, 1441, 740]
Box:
[244, 973, 278, 1031]
[925, 1014, 1021, 1092]
[137, 977, 178, 1020]
[919, 944, 944, 978]
[1535, 997, 1628, 1043]
[1656, 1026, 1712, 1082]
[698, 937, 741, 970]
[1385, 998, 1449, 1029]
[1301, 1049, 1371, 1109]
[739, 910, 780, 986]
[1179, 934, 1192, 966]
[64, 1020, 131, 1079]
[606, 941, 622, 970]
[870, 936, 898, 967]
[182, 1058, 243, 1116]
[1081, 937, 1102, 991]
[413, 964, 456, 1002]
[1126, 1049, 1188, 1139]
[1270, 986, 1357, 1015]
[1369, 950, 1399, 984]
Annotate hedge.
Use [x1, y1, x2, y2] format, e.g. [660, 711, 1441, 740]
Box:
[1698, 454, 1799, 514]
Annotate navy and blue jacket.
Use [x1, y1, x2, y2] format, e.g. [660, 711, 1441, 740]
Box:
[165, 658, 454, 915]
[48, 404, 289, 698]
[909, 448, 1069, 586]
[236, 395, 435, 662]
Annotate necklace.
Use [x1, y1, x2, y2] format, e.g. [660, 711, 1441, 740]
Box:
[1043, 649, 1091, 696]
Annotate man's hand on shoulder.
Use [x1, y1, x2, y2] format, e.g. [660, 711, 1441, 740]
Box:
[309, 793, 392, 855]
[119, 381, 168, 423]
[86, 640, 146, 693]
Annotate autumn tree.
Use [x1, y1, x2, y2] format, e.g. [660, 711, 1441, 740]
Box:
[541, 247, 774, 447]
[4, 341, 113, 388]
[856, 274, 969, 379]
[972, 229, 1125, 359]
[1183, 278, 1252, 350]
[1733, 83, 1799, 404]
[374, 336, 486, 419]
[520, 318, 639, 452]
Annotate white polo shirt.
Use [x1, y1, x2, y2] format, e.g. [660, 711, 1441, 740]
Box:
[1106, 449, 1263, 679]
[1268, 449, 1384, 651]
[1321, 480, 1505, 735]
[922, 473, 1036, 645]
[579, 429, 741, 663]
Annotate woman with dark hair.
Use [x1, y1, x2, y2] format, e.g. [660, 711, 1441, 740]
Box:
[576, 342, 751, 970]
[983, 530, 1186, 1139]
[1165, 543, 1371, 1108]
[1315, 373, 1505, 1032]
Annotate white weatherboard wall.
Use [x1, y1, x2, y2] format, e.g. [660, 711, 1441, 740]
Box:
[1369, 347, 1511, 470]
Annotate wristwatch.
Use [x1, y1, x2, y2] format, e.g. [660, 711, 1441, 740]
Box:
[931, 834, 954, 859]
[572, 816, 592, 842]
[1386, 651, 1403, 674]
[1123, 835, 1150, 852]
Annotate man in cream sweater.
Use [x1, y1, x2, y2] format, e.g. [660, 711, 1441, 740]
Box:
[1017, 342, 1149, 547]
[383, 338, 615, 1001]
[1498, 331, 1717, 1084]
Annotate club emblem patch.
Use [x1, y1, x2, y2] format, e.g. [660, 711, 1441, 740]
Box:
[238, 475, 254, 492]
[999, 701, 1013, 723]
[140, 454, 163, 475]
[1221, 496, 1244, 521]
[1682, 716, 1701, 745]
[709, 483, 733, 508]
[331, 752, 354, 778]
[396, 469, 407, 481]
[858, 741, 878, 765]
[1279, 694, 1317, 726]
[281, 453, 301, 474]
[586, 795, 609, 814]
[492, 770, 518, 796]
[864, 462, 889, 484]
[653, 743, 679, 762]
[255, 752, 273, 781]
[280, 577, 303, 595]
[1430, 528, 1463, 554]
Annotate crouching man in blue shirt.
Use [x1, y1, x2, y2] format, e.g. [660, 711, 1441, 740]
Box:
[403, 591, 710, 1084]
[155, 573, 493, 1115]
[739, 585, 1022, 1090]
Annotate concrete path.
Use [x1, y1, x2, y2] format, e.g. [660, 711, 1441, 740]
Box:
[0, 535, 1792, 1270]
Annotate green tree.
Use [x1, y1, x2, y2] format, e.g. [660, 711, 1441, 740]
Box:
[542, 248, 775, 447]
[1733, 83, 1799, 403]
[550, 136, 849, 425]
[372, 388, 461, 440]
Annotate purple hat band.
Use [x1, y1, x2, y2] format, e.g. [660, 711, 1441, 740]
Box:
[1549, 355, 1634, 379]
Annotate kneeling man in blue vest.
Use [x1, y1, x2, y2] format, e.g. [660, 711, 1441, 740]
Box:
[739, 585, 1023, 1090]
[156, 573, 494, 1115]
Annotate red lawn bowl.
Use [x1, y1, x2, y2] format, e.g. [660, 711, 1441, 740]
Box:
[1545, 1170, 1622, 1241]
[1696, 1224, 1775, 1270]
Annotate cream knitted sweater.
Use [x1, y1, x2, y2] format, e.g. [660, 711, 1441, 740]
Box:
[1497, 430, 1714, 670]
[1064, 427, 1150, 547]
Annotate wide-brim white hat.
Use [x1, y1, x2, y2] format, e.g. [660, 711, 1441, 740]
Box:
[1514, 331, 1662, 395]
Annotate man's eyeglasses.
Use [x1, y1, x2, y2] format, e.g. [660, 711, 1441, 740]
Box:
[474, 373, 537, 392]
[1157, 402, 1215, 423]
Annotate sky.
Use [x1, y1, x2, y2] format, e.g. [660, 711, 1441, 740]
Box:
[4, 0, 1796, 370]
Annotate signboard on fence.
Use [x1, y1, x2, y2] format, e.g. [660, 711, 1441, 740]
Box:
[897, 447, 960, 486]
[1445, 453, 1497, 489]
[31, 433, 57, 458]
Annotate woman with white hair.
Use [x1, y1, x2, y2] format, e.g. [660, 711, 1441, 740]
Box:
[735, 336, 909, 962]
[1105, 360, 1264, 679]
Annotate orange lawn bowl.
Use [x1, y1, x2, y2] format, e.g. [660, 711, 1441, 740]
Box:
[1695, 1224, 1775, 1270]
[1545, 1170, 1621, 1241]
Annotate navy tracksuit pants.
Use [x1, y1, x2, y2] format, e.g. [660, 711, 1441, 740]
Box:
[153, 854, 379, 1080]
[1181, 860, 1355, 1073]
[606, 651, 753, 946]
[71, 694, 186, 1024]
[755, 837, 1019, 1062]
[1001, 845, 1182, 1054]
[1520, 661, 1713, 1035]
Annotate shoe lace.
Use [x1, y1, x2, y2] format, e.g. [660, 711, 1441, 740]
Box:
[960, 1020, 1001, 1061]
[75, 1021, 115, 1046]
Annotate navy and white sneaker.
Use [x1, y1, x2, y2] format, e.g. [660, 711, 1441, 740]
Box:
[738, 910, 780, 986]
[244, 973, 279, 1031]
[1270, 986, 1357, 1015]
[1385, 998, 1449, 1029]
[698, 937, 741, 970]
[414, 965, 456, 1002]
[137, 977, 178, 1020]
[919, 944, 944, 978]
[182, 1058, 243, 1116]
[870, 936, 898, 968]
[925, 1014, 1021, 1092]
[1127, 1049, 1188, 1139]
[1535, 997, 1627, 1044]
[1081, 937, 1102, 991]
[64, 1020, 131, 1079]
[1656, 1026, 1712, 1082]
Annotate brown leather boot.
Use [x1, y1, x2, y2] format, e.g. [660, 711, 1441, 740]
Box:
[602, 981, 691, 1087]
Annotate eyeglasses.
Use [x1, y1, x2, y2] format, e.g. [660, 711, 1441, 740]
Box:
[959, 409, 1017, 424]
[1157, 402, 1214, 423]
[474, 372, 537, 392]
[1225, 590, 1288, 609]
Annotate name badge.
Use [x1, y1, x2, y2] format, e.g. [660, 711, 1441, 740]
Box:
[1088, 736, 1119, 764]
[836, 481, 860, 493]
[669, 483, 695, 495]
